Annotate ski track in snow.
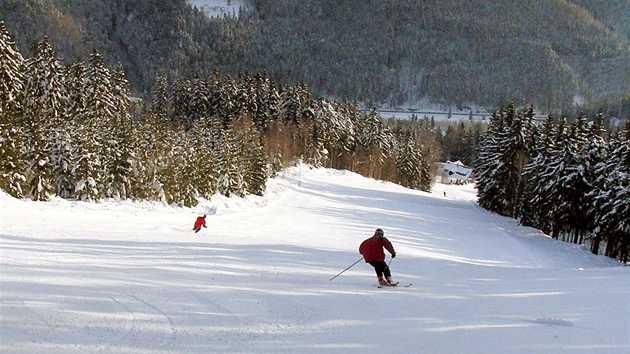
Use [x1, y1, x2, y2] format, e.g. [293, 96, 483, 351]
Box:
[1, 165, 628, 353]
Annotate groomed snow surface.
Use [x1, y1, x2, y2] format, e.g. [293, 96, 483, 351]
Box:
[1, 165, 628, 353]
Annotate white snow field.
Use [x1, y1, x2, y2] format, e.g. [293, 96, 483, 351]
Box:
[1, 165, 628, 353]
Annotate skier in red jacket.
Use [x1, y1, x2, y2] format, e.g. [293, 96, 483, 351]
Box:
[193, 215, 207, 233]
[359, 228, 398, 286]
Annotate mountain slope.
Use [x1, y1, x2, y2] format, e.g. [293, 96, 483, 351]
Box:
[1, 166, 627, 353]
[571, 0, 630, 39]
[1, 0, 628, 112]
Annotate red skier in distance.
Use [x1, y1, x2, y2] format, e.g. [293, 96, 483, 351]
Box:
[359, 228, 398, 286]
[193, 215, 207, 233]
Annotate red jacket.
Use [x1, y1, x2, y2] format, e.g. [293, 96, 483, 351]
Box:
[359, 236, 395, 262]
[194, 216, 206, 229]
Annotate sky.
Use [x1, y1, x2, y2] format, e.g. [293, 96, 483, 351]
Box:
[1, 164, 628, 353]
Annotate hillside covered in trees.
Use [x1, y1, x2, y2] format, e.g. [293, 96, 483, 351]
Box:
[0, 21, 442, 209]
[1, 0, 629, 116]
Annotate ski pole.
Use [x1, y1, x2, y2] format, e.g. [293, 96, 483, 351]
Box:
[388, 255, 394, 266]
[329, 257, 363, 281]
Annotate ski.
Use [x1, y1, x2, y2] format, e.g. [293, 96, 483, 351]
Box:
[378, 283, 412, 288]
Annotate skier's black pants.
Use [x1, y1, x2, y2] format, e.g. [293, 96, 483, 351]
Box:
[368, 261, 391, 278]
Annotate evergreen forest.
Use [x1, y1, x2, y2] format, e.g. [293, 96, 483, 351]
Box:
[0, 22, 444, 209]
[476, 104, 630, 262]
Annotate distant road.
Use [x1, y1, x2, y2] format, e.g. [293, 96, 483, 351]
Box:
[370, 109, 491, 121]
[372, 109, 548, 122]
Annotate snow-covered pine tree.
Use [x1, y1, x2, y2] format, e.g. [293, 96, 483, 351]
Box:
[60, 60, 89, 199]
[264, 82, 313, 172]
[304, 100, 327, 168]
[150, 74, 171, 126]
[247, 139, 268, 196]
[71, 124, 101, 201]
[605, 122, 630, 261]
[533, 116, 591, 241]
[239, 123, 268, 196]
[506, 105, 535, 219]
[215, 128, 246, 197]
[169, 110, 217, 207]
[353, 107, 392, 179]
[171, 132, 197, 207]
[71, 56, 104, 206]
[520, 115, 557, 232]
[418, 155, 433, 192]
[84, 49, 117, 125]
[0, 119, 26, 198]
[533, 117, 572, 238]
[207, 71, 224, 122]
[130, 74, 174, 202]
[155, 124, 185, 205]
[279, 82, 312, 127]
[306, 99, 355, 169]
[73, 49, 117, 200]
[171, 78, 193, 129]
[106, 65, 134, 200]
[553, 115, 594, 244]
[251, 71, 281, 132]
[588, 128, 615, 255]
[466, 122, 483, 165]
[188, 117, 217, 201]
[0, 21, 27, 197]
[571, 113, 608, 243]
[304, 128, 326, 168]
[65, 61, 87, 121]
[394, 130, 431, 191]
[22, 37, 67, 201]
[0, 123, 27, 197]
[327, 101, 357, 169]
[475, 103, 533, 217]
[209, 72, 238, 131]
[441, 121, 474, 164]
[129, 117, 160, 201]
[49, 126, 74, 199]
[0, 21, 23, 115]
[475, 109, 509, 215]
[206, 110, 226, 154]
[590, 121, 630, 261]
[237, 72, 259, 123]
[190, 75, 210, 123]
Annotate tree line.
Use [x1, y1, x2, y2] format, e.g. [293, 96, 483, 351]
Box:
[475, 103, 630, 262]
[0, 22, 442, 207]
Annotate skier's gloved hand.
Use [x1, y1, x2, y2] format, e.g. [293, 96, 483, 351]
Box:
[392, 252, 396, 258]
